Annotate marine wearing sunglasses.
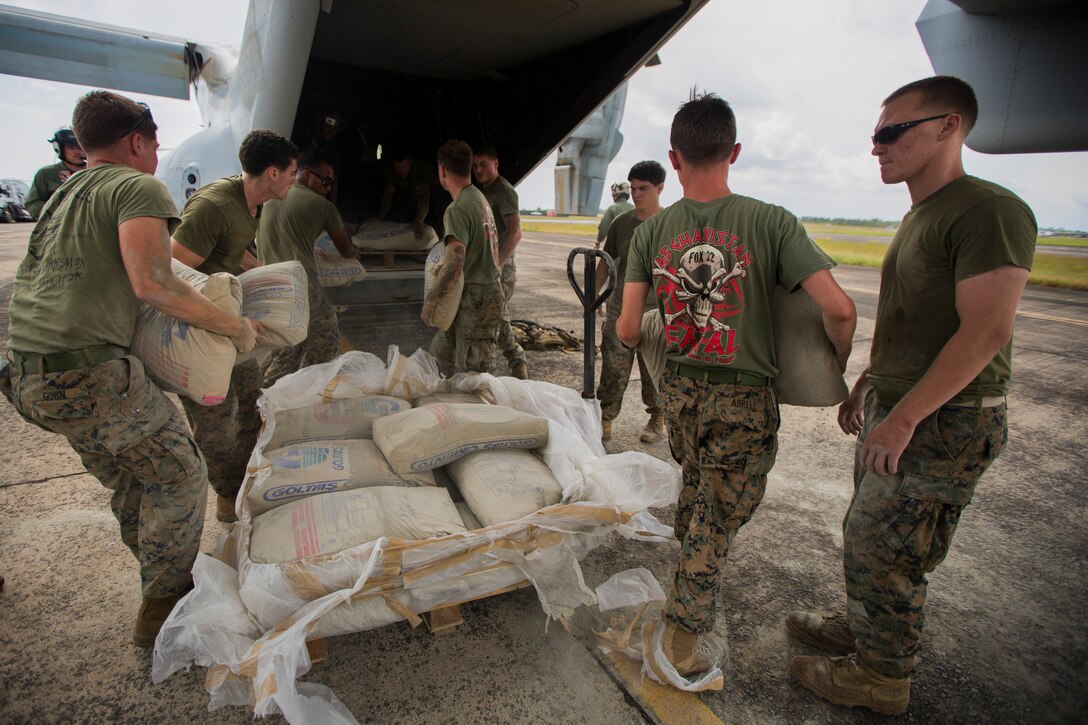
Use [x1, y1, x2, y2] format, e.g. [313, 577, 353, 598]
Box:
[871, 113, 950, 146]
[303, 168, 333, 188]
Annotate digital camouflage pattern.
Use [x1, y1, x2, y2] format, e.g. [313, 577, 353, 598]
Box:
[659, 369, 779, 634]
[597, 303, 661, 421]
[8, 356, 206, 598]
[429, 282, 505, 374]
[843, 392, 1007, 677]
[180, 358, 263, 498]
[263, 270, 341, 386]
[496, 259, 526, 366]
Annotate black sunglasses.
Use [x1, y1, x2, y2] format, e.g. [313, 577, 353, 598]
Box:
[118, 102, 153, 140]
[304, 168, 333, 187]
[871, 113, 950, 146]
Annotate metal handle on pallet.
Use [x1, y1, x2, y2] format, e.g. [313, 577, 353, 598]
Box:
[567, 248, 616, 399]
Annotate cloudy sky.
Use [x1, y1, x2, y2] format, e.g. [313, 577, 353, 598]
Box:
[1, 0, 1084, 229]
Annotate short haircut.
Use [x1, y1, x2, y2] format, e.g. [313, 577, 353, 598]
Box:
[629, 160, 666, 185]
[297, 147, 328, 170]
[474, 144, 499, 160]
[670, 91, 737, 167]
[72, 90, 156, 153]
[883, 75, 978, 134]
[437, 139, 473, 177]
[239, 129, 298, 175]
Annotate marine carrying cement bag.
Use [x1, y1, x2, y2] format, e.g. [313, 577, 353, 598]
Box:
[421, 242, 463, 330]
[266, 395, 412, 449]
[314, 232, 366, 288]
[131, 260, 241, 406]
[352, 219, 439, 252]
[373, 403, 550, 473]
[448, 448, 564, 527]
[772, 286, 848, 407]
[247, 439, 435, 516]
[235, 261, 309, 364]
[249, 486, 465, 563]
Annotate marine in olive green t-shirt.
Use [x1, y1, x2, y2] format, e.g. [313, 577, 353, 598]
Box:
[25, 161, 78, 219]
[626, 195, 834, 377]
[602, 209, 655, 314]
[445, 184, 499, 285]
[478, 174, 518, 258]
[173, 175, 258, 275]
[256, 182, 343, 278]
[597, 199, 634, 243]
[867, 175, 1036, 405]
[9, 165, 180, 354]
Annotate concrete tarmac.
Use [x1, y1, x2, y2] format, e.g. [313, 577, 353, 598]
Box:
[1, 225, 1086, 724]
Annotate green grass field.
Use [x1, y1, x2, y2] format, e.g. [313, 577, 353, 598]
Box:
[1037, 236, 1088, 248]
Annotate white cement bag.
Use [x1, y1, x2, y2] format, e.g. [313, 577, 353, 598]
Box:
[352, 219, 439, 252]
[639, 310, 667, 389]
[455, 502, 482, 531]
[448, 449, 563, 527]
[421, 242, 463, 330]
[131, 260, 241, 406]
[247, 439, 434, 515]
[773, 286, 848, 407]
[373, 403, 550, 473]
[314, 232, 366, 288]
[235, 261, 309, 364]
[249, 486, 465, 563]
[412, 392, 487, 406]
[266, 395, 412, 449]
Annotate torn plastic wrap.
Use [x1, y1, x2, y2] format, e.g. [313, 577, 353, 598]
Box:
[153, 347, 683, 722]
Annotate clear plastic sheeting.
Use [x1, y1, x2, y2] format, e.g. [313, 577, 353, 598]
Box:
[595, 568, 666, 612]
[152, 347, 682, 723]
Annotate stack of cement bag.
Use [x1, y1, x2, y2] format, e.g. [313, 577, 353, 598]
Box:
[152, 348, 685, 720]
[314, 232, 366, 288]
[130, 259, 309, 405]
[351, 219, 439, 252]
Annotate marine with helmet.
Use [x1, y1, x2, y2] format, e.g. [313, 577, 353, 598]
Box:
[595, 180, 634, 247]
[24, 127, 87, 219]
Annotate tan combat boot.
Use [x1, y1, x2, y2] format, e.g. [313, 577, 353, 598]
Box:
[785, 610, 854, 654]
[601, 418, 612, 440]
[790, 653, 910, 715]
[511, 361, 529, 380]
[133, 592, 186, 648]
[639, 413, 667, 443]
[216, 494, 237, 523]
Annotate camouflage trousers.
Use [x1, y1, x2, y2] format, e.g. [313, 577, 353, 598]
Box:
[660, 369, 779, 634]
[429, 281, 505, 374]
[263, 271, 341, 387]
[180, 357, 263, 499]
[844, 392, 1007, 678]
[495, 259, 526, 367]
[596, 302, 661, 421]
[7, 355, 206, 598]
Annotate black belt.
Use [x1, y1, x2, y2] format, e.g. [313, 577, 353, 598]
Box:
[665, 359, 769, 387]
[9, 344, 127, 375]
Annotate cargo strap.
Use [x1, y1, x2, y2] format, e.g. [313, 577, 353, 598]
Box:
[9, 344, 127, 375]
[665, 359, 769, 387]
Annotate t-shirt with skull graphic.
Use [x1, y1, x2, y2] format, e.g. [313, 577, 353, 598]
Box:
[626, 194, 833, 377]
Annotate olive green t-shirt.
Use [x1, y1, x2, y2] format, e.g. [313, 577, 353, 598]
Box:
[868, 176, 1036, 405]
[444, 184, 499, 285]
[173, 175, 259, 275]
[478, 175, 519, 257]
[627, 195, 834, 376]
[9, 164, 180, 354]
[385, 159, 434, 195]
[602, 209, 655, 313]
[25, 161, 76, 219]
[257, 183, 343, 277]
[597, 200, 634, 242]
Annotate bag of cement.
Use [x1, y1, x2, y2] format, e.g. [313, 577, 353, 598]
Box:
[448, 449, 563, 527]
[314, 232, 366, 288]
[266, 395, 412, 449]
[772, 286, 848, 407]
[131, 260, 241, 406]
[384, 345, 442, 399]
[235, 261, 309, 364]
[412, 391, 487, 406]
[352, 219, 439, 252]
[639, 310, 667, 388]
[421, 242, 463, 330]
[249, 486, 465, 563]
[455, 501, 482, 531]
[373, 403, 550, 473]
[247, 439, 435, 515]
